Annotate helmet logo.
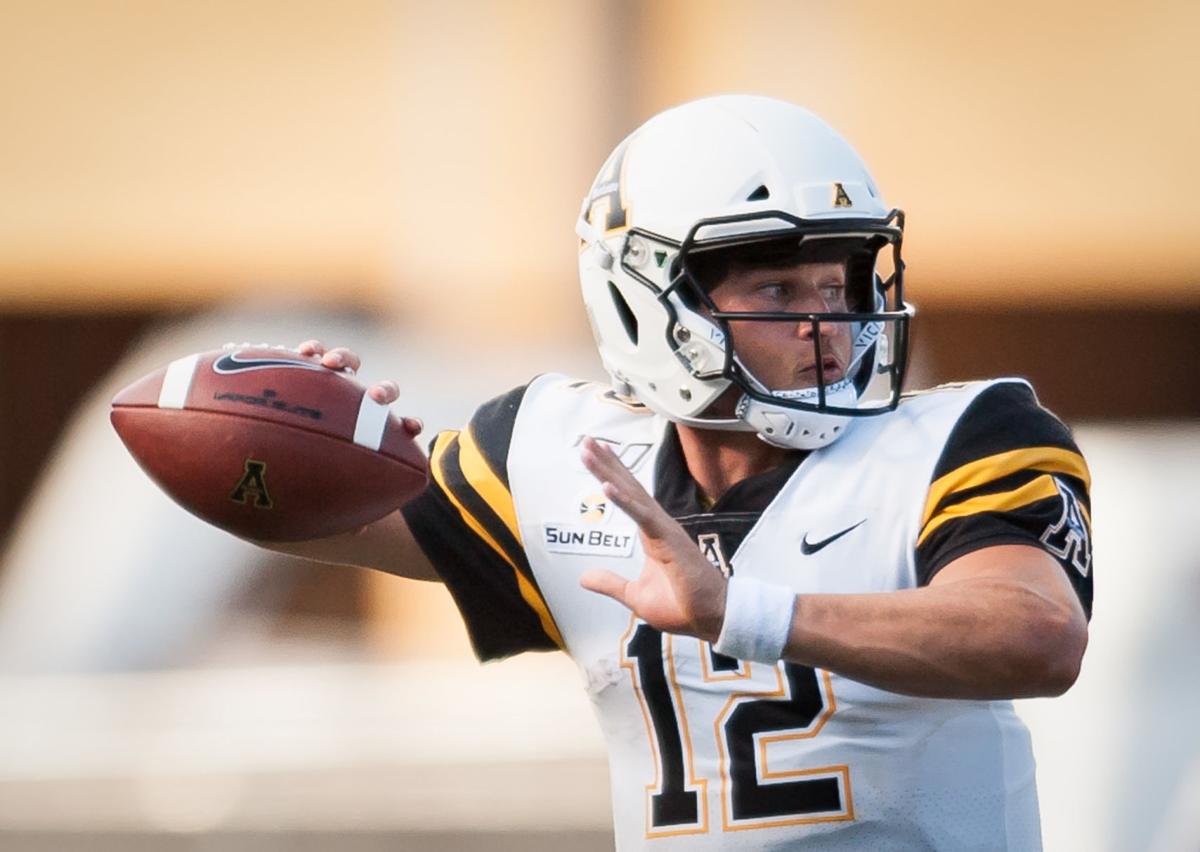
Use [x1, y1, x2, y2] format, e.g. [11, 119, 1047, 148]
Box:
[832, 183, 853, 208]
[586, 137, 632, 234]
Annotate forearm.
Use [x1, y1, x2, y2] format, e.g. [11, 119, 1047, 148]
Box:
[782, 577, 1086, 700]
[248, 509, 441, 582]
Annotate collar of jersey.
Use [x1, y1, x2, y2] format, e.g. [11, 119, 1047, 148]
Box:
[652, 424, 810, 518]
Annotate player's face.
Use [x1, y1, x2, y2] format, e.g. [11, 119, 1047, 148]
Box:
[706, 260, 852, 392]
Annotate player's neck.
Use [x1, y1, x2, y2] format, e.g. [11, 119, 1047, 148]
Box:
[675, 423, 794, 504]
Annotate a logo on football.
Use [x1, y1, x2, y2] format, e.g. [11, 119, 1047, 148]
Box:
[213, 388, 323, 421]
[213, 352, 327, 374]
[230, 459, 274, 509]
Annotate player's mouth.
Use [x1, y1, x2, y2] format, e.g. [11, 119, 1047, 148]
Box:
[798, 357, 844, 383]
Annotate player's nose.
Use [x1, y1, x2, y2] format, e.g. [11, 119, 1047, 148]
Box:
[796, 318, 837, 341]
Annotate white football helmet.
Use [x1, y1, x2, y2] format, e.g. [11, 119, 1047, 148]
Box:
[576, 95, 913, 450]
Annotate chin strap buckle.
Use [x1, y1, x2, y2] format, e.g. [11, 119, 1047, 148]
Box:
[759, 411, 796, 440]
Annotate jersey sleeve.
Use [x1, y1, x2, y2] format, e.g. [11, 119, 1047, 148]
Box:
[400, 383, 564, 660]
[915, 382, 1094, 618]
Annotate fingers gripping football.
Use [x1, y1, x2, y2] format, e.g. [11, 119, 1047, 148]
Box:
[578, 437, 727, 642]
[297, 339, 361, 373]
[297, 340, 418, 436]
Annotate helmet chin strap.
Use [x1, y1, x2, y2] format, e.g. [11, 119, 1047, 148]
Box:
[673, 413, 756, 432]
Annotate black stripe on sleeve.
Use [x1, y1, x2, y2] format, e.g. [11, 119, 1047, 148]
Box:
[466, 383, 530, 490]
[925, 466, 1090, 529]
[401, 427, 559, 661]
[930, 381, 1079, 479]
[435, 432, 530, 575]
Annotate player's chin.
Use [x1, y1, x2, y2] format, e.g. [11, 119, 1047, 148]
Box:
[786, 369, 845, 390]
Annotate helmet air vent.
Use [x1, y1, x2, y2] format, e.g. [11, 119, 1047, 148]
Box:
[746, 184, 771, 201]
[607, 281, 639, 345]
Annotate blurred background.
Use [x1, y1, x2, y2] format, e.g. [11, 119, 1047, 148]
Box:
[0, 1, 1197, 850]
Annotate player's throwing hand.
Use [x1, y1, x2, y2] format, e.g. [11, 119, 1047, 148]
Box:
[297, 339, 421, 436]
[578, 436, 727, 642]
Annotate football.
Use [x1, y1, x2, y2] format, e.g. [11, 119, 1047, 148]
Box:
[110, 345, 428, 542]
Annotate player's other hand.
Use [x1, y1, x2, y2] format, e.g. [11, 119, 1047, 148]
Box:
[297, 339, 422, 437]
[579, 437, 727, 643]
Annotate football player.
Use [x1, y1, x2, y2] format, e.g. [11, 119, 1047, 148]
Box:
[276, 95, 1091, 850]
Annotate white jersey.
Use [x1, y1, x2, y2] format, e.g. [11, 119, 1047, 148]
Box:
[403, 374, 1094, 851]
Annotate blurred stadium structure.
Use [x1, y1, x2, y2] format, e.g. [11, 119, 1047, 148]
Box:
[0, 2, 1197, 850]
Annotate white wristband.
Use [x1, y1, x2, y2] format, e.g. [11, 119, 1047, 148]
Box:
[712, 576, 796, 664]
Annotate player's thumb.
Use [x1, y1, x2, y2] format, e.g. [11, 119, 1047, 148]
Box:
[580, 569, 631, 608]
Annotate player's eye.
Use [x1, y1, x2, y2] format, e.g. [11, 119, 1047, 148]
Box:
[819, 282, 847, 305]
[753, 282, 787, 301]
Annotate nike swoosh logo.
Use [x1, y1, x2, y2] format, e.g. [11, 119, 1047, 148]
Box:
[212, 353, 326, 374]
[800, 519, 867, 555]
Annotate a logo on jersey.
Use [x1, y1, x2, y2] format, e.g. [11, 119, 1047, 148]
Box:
[1040, 477, 1092, 577]
[229, 459, 273, 508]
[578, 492, 611, 524]
[800, 519, 866, 555]
[697, 532, 732, 578]
[572, 434, 653, 472]
[543, 524, 635, 557]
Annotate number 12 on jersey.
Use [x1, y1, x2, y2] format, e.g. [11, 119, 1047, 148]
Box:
[621, 620, 854, 837]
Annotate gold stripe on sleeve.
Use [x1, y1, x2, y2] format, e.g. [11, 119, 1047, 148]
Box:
[917, 473, 1060, 546]
[430, 432, 564, 650]
[922, 446, 1090, 529]
[457, 424, 522, 544]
